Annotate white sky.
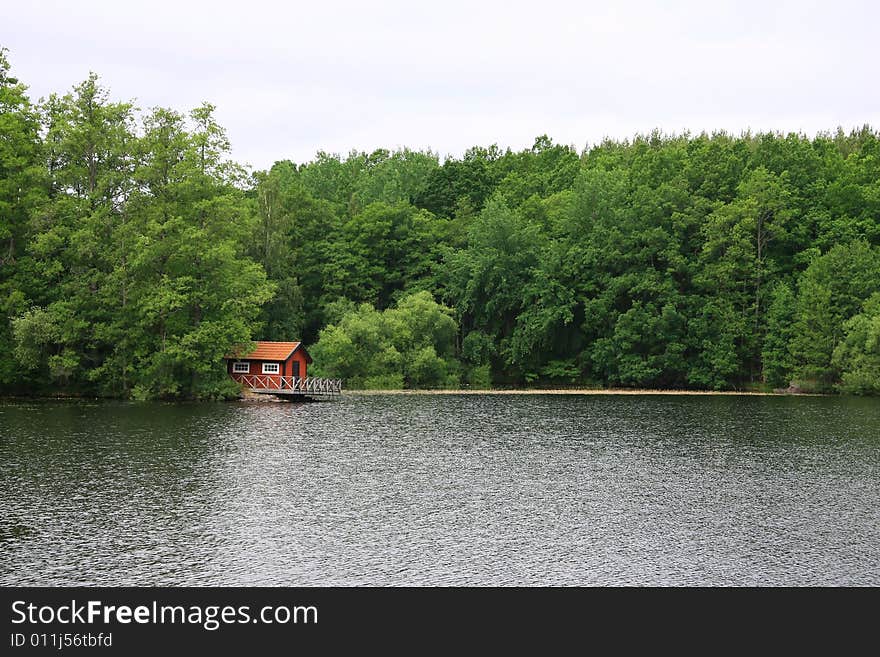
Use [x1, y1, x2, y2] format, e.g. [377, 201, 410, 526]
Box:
[4, 0, 879, 170]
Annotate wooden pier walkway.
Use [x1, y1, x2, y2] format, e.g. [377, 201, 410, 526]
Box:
[237, 375, 343, 399]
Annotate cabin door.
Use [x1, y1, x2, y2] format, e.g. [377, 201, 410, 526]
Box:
[292, 361, 300, 380]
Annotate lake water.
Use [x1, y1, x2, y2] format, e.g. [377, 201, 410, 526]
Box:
[1, 393, 878, 586]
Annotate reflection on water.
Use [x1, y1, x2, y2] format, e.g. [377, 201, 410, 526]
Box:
[1, 394, 878, 585]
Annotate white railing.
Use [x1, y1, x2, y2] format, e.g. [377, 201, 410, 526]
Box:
[236, 374, 343, 395]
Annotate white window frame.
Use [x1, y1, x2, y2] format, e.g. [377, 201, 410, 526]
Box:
[262, 362, 280, 374]
[232, 361, 250, 374]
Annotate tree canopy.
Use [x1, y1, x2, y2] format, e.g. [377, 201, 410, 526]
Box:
[2, 48, 879, 396]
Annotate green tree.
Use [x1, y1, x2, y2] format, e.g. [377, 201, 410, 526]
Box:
[789, 242, 880, 388]
[330, 201, 450, 309]
[124, 104, 274, 398]
[445, 196, 544, 380]
[311, 292, 459, 389]
[697, 167, 796, 379]
[0, 48, 46, 388]
[16, 73, 137, 393]
[832, 294, 880, 395]
[413, 145, 506, 219]
[761, 282, 796, 387]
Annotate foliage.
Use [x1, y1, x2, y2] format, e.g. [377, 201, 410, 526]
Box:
[3, 47, 880, 395]
[831, 294, 880, 395]
[3, 58, 272, 399]
[788, 242, 880, 389]
[311, 292, 459, 389]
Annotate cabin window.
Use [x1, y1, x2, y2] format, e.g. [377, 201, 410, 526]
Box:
[262, 363, 280, 374]
[232, 362, 250, 374]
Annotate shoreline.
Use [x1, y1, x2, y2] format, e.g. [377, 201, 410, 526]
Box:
[0, 388, 826, 402]
[344, 388, 820, 396]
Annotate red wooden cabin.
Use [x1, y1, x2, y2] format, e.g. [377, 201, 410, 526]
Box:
[225, 341, 312, 388]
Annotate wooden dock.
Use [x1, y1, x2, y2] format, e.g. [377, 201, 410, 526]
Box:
[237, 375, 343, 399]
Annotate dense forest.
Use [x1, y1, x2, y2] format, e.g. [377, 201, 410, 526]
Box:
[2, 49, 879, 398]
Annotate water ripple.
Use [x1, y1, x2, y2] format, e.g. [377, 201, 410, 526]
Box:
[1, 394, 878, 585]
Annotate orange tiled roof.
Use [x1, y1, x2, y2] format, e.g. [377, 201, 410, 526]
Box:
[227, 341, 301, 361]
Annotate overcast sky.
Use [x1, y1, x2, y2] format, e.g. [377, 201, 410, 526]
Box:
[5, 0, 879, 170]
